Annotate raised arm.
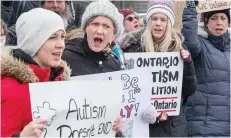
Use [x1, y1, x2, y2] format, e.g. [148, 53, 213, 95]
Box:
[182, 2, 202, 58]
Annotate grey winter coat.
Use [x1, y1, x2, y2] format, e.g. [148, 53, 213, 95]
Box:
[120, 29, 197, 137]
[182, 7, 230, 137]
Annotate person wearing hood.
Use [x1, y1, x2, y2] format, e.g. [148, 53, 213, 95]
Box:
[119, 0, 197, 137]
[61, 0, 124, 136]
[1, 8, 71, 137]
[182, 1, 230, 137]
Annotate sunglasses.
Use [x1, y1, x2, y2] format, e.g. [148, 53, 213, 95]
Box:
[125, 16, 139, 22]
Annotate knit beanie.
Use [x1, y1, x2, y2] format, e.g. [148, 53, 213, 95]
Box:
[119, 9, 135, 19]
[147, 0, 175, 26]
[81, 0, 124, 40]
[15, 8, 65, 57]
[203, 9, 230, 26]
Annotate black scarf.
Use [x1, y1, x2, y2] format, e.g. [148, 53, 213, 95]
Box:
[208, 31, 230, 52]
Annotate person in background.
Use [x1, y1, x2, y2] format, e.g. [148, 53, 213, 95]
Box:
[119, 9, 140, 33]
[120, 0, 197, 137]
[115, 9, 140, 43]
[5, 0, 75, 46]
[1, 8, 70, 137]
[182, 0, 230, 136]
[40, 0, 75, 31]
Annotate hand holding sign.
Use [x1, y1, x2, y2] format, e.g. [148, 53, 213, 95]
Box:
[112, 116, 123, 133]
[20, 119, 48, 137]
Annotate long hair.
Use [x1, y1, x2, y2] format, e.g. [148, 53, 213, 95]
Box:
[141, 18, 182, 52]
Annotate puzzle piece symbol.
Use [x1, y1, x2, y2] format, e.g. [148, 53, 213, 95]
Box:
[33, 102, 57, 126]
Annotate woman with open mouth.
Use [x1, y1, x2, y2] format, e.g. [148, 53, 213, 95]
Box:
[62, 0, 124, 137]
[182, 1, 230, 137]
[119, 0, 197, 137]
[1, 8, 71, 137]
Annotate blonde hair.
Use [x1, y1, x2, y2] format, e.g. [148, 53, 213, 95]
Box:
[141, 19, 182, 52]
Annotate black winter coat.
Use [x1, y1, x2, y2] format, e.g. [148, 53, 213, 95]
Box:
[62, 35, 121, 76]
[120, 29, 197, 137]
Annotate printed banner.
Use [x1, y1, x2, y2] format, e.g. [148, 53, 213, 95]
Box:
[124, 52, 183, 116]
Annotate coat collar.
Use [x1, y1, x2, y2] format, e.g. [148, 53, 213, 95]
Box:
[1, 47, 71, 83]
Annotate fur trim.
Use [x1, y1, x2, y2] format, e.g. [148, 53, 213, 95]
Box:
[119, 29, 145, 50]
[197, 23, 231, 38]
[59, 60, 71, 81]
[1, 47, 71, 83]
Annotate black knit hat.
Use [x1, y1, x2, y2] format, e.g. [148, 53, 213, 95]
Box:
[203, 9, 230, 26]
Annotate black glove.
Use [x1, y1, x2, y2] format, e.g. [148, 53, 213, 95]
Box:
[186, 0, 197, 8]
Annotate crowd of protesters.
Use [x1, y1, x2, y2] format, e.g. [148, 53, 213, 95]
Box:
[1, 0, 230, 137]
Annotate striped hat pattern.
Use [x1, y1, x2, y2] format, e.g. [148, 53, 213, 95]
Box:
[147, 0, 175, 26]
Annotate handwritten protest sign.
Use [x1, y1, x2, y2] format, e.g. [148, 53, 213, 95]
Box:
[196, 0, 231, 13]
[125, 52, 183, 116]
[29, 81, 122, 137]
[72, 70, 151, 137]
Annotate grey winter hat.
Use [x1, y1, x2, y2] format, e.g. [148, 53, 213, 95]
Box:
[81, 0, 124, 40]
[15, 8, 65, 57]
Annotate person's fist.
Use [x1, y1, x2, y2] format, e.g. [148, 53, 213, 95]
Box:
[112, 116, 123, 133]
[180, 48, 192, 64]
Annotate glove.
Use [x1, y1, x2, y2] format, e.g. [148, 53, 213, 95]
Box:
[142, 105, 157, 124]
[186, 0, 197, 8]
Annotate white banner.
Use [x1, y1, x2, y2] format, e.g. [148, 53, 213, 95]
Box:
[29, 81, 122, 137]
[124, 52, 183, 116]
[72, 69, 151, 137]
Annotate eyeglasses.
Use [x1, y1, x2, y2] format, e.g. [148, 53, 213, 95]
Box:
[125, 16, 139, 22]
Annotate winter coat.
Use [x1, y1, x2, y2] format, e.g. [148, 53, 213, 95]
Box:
[62, 35, 123, 137]
[1, 47, 71, 137]
[120, 29, 197, 137]
[1, 1, 13, 24]
[182, 8, 230, 137]
[7, 1, 39, 27]
[62, 35, 121, 76]
[71, 1, 91, 28]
